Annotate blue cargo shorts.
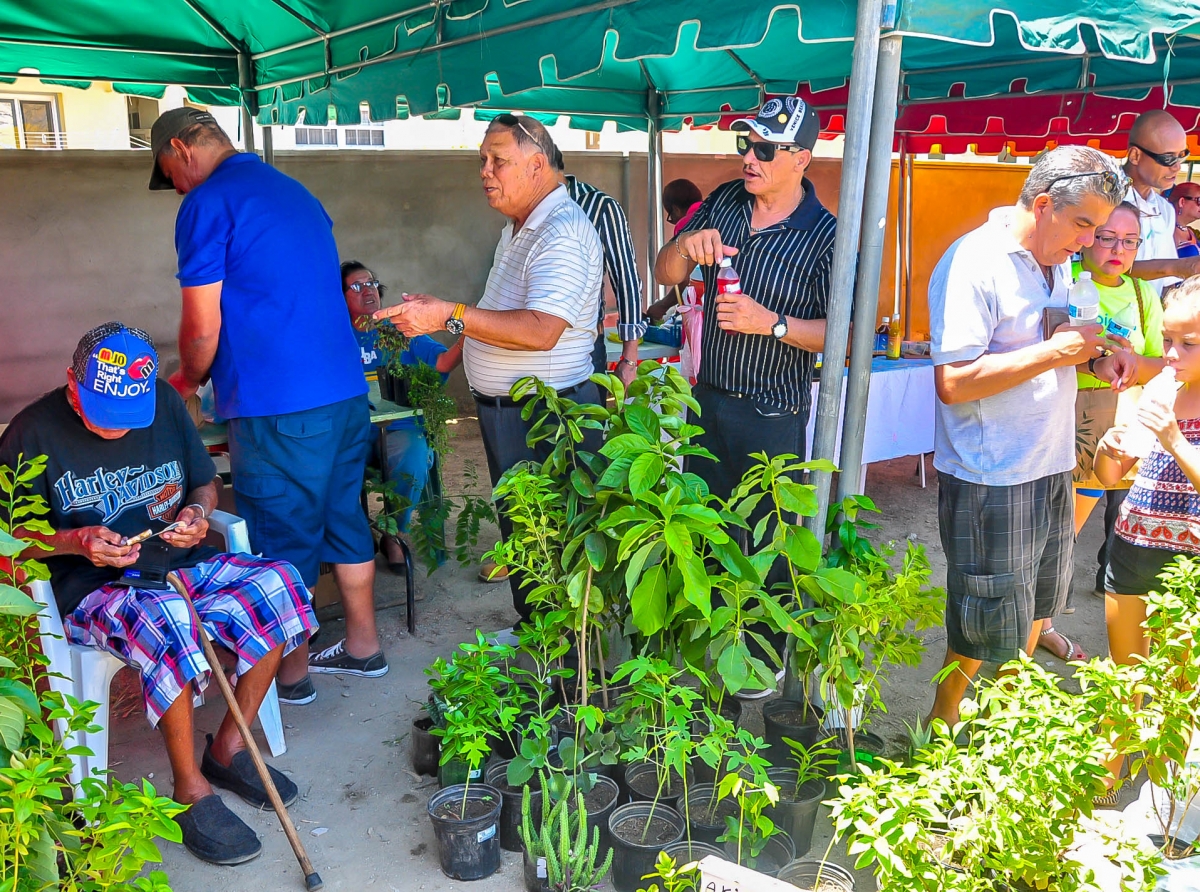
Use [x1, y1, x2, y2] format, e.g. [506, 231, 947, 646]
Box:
[227, 394, 375, 587]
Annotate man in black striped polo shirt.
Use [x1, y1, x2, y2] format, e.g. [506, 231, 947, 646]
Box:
[552, 149, 646, 383]
[654, 97, 836, 508]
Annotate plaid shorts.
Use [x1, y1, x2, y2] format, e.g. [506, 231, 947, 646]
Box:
[938, 471, 1074, 663]
[64, 554, 317, 727]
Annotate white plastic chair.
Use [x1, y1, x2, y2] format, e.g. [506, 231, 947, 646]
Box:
[31, 509, 286, 793]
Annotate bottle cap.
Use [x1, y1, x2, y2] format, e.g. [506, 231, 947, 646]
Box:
[1079, 271, 1092, 281]
[719, 256, 732, 268]
[881, 315, 890, 323]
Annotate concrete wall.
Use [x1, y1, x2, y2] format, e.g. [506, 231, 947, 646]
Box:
[1, 149, 829, 422]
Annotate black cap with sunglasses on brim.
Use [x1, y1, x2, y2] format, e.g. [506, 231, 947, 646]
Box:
[732, 96, 820, 155]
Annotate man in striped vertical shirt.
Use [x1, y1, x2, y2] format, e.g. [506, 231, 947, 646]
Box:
[654, 97, 836, 510]
[374, 115, 603, 622]
[552, 149, 646, 382]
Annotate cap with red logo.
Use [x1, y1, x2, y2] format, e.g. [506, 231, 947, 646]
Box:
[71, 322, 159, 430]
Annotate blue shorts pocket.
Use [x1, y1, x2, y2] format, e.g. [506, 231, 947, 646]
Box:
[233, 473, 288, 501]
[956, 572, 1019, 653]
[276, 414, 333, 439]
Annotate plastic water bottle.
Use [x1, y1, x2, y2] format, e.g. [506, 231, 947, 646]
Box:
[886, 314, 903, 360]
[1122, 367, 1180, 459]
[716, 256, 741, 296]
[1068, 271, 1100, 326]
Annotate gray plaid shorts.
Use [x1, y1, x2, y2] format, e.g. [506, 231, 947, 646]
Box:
[938, 470, 1074, 663]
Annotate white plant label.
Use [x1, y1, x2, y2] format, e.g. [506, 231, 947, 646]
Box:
[698, 855, 799, 892]
[476, 824, 496, 843]
[537, 857, 548, 878]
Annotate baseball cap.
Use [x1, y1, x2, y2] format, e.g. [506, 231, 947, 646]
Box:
[731, 96, 820, 150]
[149, 106, 219, 190]
[72, 323, 159, 430]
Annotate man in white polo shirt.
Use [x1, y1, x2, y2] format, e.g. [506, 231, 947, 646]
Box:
[376, 114, 603, 621]
[925, 146, 1136, 730]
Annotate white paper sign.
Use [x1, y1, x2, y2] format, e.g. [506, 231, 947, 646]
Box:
[698, 856, 800, 892]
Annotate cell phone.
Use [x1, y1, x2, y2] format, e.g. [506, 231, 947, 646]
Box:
[123, 521, 183, 546]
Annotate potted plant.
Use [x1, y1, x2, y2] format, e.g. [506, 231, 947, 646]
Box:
[827, 656, 1162, 892]
[519, 778, 614, 892]
[715, 767, 794, 877]
[766, 736, 839, 858]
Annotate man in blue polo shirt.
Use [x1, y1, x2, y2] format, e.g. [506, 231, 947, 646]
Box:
[150, 107, 387, 705]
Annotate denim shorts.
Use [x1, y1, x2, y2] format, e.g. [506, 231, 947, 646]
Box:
[227, 394, 375, 587]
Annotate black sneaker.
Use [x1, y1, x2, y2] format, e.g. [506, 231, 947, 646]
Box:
[308, 638, 389, 677]
[277, 676, 316, 705]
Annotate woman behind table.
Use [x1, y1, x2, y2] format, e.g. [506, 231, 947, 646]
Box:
[1093, 277, 1200, 788]
[1169, 182, 1200, 258]
[1038, 202, 1166, 662]
[342, 261, 459, 573]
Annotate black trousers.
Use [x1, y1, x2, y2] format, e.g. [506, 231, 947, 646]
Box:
[474, 380, 603, 622]
[688, 384, 809, 650]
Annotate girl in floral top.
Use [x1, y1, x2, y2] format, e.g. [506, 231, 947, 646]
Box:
[1094, 278, 1200, 781]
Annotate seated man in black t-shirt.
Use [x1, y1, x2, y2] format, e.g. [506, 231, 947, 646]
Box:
[0, 323, 317, 866]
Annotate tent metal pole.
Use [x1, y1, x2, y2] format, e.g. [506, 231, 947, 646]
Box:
[805, 0, 886, 540]
[263, 125, 275, 166]
[836, 34, 904, 503]
[903, 150, 914, 339]
[647, 89, 665, 305]
[238, 53, 257, 154]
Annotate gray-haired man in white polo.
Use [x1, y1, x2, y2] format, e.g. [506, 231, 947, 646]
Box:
[376, 114, 603, 623]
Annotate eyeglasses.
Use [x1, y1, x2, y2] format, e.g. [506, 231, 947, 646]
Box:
[736, 134, 803, 162]
[1132, 143, 1190, 168]
[346, 279, 380, 292]
[1178, 195, 1200, 206]
[1045, 170, 1131, 197]
[1093, 233, 1144, 251]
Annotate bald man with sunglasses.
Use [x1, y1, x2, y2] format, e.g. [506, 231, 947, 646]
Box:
[1124, 110, 1200, 291]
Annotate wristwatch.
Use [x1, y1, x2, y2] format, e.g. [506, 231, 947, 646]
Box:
[446, 303, 466, 336]
[771, 314, 788, 340]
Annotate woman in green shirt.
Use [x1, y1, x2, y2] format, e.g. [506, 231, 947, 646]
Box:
[1039, 201, 1166, 662]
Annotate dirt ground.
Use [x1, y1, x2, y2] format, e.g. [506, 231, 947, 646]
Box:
[107, 420, 1112, 892]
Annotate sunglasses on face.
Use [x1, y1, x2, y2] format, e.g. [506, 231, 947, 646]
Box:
[1045, 170, 1132, 197]
[1093, 233, 1144, 251]
[1178, 195, 1200, 206]
[1132, 143, 1190, 168]
[736, 134, 803, 163]
[346, 279, 380, 292]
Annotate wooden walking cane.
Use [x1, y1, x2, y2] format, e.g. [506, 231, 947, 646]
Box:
[166, 573, 324, 891]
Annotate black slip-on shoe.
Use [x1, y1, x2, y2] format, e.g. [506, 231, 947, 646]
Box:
[201, 734, 299, 809]
[307, 638, 389, 677]
[277, 675, 316, 705]
[175, 794, 262, 865]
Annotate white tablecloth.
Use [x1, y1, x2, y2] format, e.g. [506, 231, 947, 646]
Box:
[805, 356, 935, 467]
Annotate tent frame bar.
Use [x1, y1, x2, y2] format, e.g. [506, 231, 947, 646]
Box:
[0, 36, 233, 60]
[178, 0, 242, 52]
[253, 0, 640, 70]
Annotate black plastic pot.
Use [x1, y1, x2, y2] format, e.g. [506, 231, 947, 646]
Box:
[485, 760, 539, 853]
[427, 783, 503, 880]
[661, 839, 725, 863]
[376, 368, 395, 402]
[624, 761, 694, 804]
[522, 849, 552, 892]
[412, 715, 440, 776]
[762, 700, 825, 767]
[776, 858, 856, 891]
[765, 769, 827, 858]
[676, 784, 739, 845]
[438, 757, 486, 789]
[722, 830, 796, 877]
[609, 802, 685, 892]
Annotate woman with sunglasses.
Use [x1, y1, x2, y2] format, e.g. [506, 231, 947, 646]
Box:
[341, 261, 459, 573]
[1169, 182, 1200, 258]
[1037, 201, 1166, 662]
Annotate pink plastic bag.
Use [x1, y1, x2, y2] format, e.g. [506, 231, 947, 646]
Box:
[678, 284, 704, 385]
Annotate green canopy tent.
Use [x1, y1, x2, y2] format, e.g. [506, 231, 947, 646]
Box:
[6, 0, 1200, 535]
